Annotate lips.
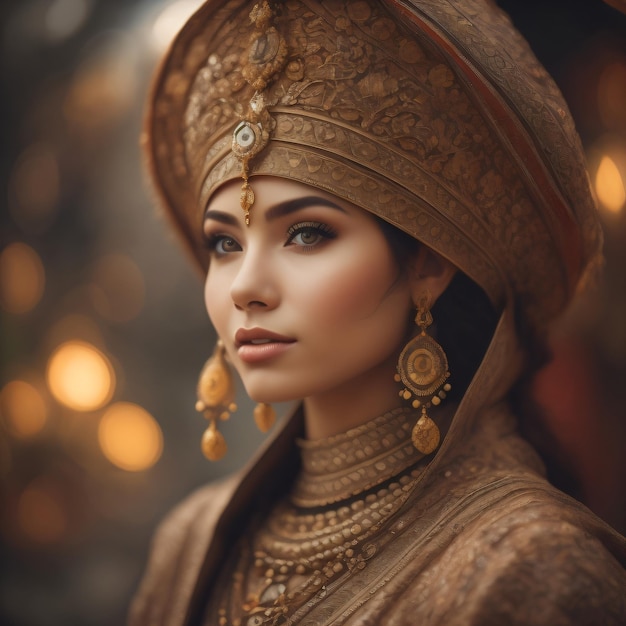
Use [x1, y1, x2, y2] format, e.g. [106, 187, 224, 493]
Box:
[235, 328, 296, 363]
[235, 328, 295, 347]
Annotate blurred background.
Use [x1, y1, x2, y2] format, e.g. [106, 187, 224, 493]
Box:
[0, 1, 624, 624]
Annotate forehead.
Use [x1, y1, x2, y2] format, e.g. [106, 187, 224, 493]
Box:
[206, 176, 366, 215]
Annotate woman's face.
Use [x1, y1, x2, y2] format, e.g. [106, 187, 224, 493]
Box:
[203, 177, 414, 408]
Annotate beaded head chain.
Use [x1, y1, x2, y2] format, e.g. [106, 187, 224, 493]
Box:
[232, 1, 287, 224]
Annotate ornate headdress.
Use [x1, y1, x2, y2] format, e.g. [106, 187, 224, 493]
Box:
[145, 0, 602, 337]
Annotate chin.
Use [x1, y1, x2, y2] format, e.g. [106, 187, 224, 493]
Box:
[238, 369, 304, 405]
[244, 384, 300, 406]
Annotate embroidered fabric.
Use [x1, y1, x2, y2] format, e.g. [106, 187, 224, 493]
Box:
[203, 408, 430, 626]
[292, 407, 426, 507]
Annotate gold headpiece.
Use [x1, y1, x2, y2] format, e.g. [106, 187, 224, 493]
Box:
[232, 1, 287, 224]
[145, 0, 602, 338]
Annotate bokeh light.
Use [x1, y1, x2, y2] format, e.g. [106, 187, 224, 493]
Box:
[0, 242, 45, 314]
[45, 0, 93, 42]
[0, 380, 48, 438]
[16, 478, 68, 544]
[47, 341, 115, 411]
[98, 402, 163, 471]
[64, 32, 137, 137]
[598, 60, 626, 131]
[90, 253, 145, 323]
[595, 154, 626, 213]
[8, 143, 60, 234]
[150, 1, 202, 52]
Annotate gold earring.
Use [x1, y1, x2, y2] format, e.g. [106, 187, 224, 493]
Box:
[195, 340, 277, 461]
[254, 402, 276, 433]
[195, 340, 237, 461]
[394, 292, 451, 455]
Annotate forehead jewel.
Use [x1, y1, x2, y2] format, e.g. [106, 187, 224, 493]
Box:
[231, 1, 287, 225]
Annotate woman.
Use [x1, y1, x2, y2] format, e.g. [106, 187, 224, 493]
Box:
[130, 0, 626, 624]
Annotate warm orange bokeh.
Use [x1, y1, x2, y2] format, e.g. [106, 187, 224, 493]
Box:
[0, 380, 48, 438]
[98, 402, 163, 471]
[0, 243, 45, 314]
[46, 341, 115, 411]
[596, 154, 626, 213]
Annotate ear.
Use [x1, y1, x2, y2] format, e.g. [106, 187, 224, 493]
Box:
[407, 246, 457, 305]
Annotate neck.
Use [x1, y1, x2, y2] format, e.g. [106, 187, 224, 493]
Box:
[302, 355, 403, 440]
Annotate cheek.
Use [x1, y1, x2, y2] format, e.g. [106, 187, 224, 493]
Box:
[203, 273, 214, 318]
[204, 269, 228, 332]
[302, 245, 403, 324]
[339, 263, 393, 318]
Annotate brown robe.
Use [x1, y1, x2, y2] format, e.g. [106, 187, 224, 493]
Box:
[129, 398, 626, 625]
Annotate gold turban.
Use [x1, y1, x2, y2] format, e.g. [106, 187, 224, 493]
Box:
[145, 0, 602, 337]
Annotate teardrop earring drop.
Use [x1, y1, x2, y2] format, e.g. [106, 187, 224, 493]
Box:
[394, 292, 451, 455]
[254, 402, 276, 432]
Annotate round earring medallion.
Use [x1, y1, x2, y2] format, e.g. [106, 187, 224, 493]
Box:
[408, 347, 437, 386]
[398, 333, 448, 397]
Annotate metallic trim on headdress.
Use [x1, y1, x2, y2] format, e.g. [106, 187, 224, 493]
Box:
[233, 1, 287, 224]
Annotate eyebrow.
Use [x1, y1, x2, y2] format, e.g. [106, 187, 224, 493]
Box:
[265, 196, 347, 221]
[204, 196, 347, 226]
[203, 209, 238, 226]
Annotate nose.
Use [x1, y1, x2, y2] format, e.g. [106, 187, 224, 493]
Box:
[229, 245, 279, 311]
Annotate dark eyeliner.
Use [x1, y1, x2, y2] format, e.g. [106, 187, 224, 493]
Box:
[202, 233, 220, 251]
[203, 232, 240, 255]
[286, 221, 337, 242]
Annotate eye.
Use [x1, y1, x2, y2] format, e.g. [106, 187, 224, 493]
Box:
[292, 228, 322, 246]
[204, 234, 242, 256]
[286, 222, 337, 249]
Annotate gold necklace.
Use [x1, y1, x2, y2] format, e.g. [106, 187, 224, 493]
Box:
[215, 408, 429, 625]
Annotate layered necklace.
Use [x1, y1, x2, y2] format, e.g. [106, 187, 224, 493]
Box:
[209, 407, 429, 626]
